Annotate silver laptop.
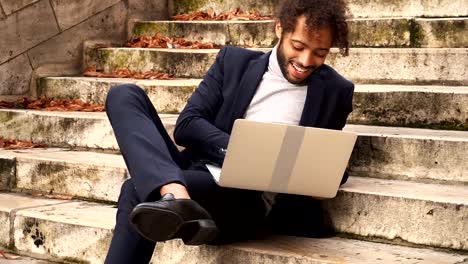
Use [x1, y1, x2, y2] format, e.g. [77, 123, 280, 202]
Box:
[206, 119, 357, 198]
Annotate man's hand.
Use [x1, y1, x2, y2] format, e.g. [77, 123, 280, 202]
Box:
[160, 183, 191, 199]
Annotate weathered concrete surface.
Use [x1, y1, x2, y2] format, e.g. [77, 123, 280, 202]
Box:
[349, 18, 411, 47]
[0, 55, 33, 95]
[0, 151, 16, 191]
[50, 0, 120, 30]
[350, 85, 468, 130]
[328, 48, 468, 86]
[39, 77, 468, 128]
[2, 191, 465, 264]
[0, 109, 177, 149]
[0, 255, 57, 264]
[85, 47, 224, 78]
[129, 0, 169, 20]
[168, 0, 468, 18]
[1, 125, 467, 203]
[152, 237, 468, 264]
[416, 18, 468, 48]
[13, 148, 127, 202]
[345, 125, 468, 184]
[38, 77, 199, 113]
[0, 0, 59, 65]
[86, 47, 468, 85]
[133, 20, 278, 48]
[135, 18, 468, 48]
[323, 177, 468, 250]
[348, 0, 468, 18]
[0, 193, 63, 247]
[169, 0, 280, 17]
[13, 201, 115, 264]
[127, 0, 170, 38]
[27, 2, 127, 71]
[0, 0, 39, 15]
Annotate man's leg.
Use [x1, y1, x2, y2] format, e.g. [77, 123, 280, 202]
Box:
[105, 180, 155, 264]
[105, 84, 191, 262]
[105, 84, 188, 202]
[183, 165, 268, 244]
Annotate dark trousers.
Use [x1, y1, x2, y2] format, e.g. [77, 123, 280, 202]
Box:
[104, 85, 267, 264]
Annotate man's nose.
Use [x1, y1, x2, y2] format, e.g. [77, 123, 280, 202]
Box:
[298, 53, 317, 69]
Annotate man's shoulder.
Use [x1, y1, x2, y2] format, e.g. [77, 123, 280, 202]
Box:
[319, 64, 354, 89]
[220, 46, 266, 62]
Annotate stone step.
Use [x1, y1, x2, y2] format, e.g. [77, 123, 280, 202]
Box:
[0, 114, 467, 185]
[85, 47, 468, 85]
[323, 177, 468, 251]
[350, 85, 468, 130]
[0, 109, 177, 149]
[346, 125, 468, 184]
[1, 124, 467, 202]
[38, 77, 200, 114]
[133, 18, 468, 48]
[39, 77, 468, 130]
[168, 0, 468, 18]
[1, 181, 467, 263]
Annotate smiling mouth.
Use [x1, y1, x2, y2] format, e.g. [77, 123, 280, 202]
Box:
[291, 62, 310, 73]
[289, 62, 313, 80]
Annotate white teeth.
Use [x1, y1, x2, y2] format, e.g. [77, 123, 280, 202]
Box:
[292, 63, 307, 73]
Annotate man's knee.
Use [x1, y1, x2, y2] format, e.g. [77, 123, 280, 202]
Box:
[117, 179, 141, 211]
[106, 84, 145, 112]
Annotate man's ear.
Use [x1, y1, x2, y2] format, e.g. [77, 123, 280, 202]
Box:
[275, 20, 283, 39]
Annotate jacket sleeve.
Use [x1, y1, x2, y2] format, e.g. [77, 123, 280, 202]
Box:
[338, 83, 355, 185]
[174, 47, 230, 165]
[335, 83, 355, 130]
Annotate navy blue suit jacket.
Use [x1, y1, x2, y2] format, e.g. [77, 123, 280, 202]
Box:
[174, 46, 354, 182]
[174, 46, 354, 237]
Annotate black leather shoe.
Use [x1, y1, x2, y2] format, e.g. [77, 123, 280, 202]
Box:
[129, 193, 219, 245]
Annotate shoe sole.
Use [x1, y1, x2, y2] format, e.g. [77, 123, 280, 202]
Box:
[130, 206, 182, 242]
[130, 206, 219, 245]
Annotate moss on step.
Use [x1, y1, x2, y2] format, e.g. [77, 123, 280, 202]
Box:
[410, 20, 425, 48]
[172, 0, 222, 15]
[349, 119, 468, 131]
[133, 23, 170, 37]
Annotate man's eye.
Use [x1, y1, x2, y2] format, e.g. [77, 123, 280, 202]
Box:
[293, 45, 304, 51]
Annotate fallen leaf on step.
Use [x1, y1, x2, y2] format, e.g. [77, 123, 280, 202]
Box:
[126, 32, 221, 49]
[0, 249, 21, 260]
[0, 97, 105, 112]
[172, 8, 272, 21]
[84, 66, 175, 80]
[207, 7, 216, 18]
[0, 137, 48, 150]
[31, 193, 73, 200]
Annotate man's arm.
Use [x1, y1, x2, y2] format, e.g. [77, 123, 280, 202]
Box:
[174, 47, 230, 165]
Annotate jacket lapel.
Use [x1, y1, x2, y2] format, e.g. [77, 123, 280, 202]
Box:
[300, 69, 326, 127]
[229, 51, 270, 131]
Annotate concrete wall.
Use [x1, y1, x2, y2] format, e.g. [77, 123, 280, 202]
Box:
[0, 0, 168, 100]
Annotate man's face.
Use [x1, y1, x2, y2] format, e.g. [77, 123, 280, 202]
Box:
[275, 15, 333, 85]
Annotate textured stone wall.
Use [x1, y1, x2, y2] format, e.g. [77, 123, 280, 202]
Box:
[0, 0, 168, 100]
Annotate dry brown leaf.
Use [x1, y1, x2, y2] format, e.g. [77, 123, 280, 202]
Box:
[172, 8, 272, 21]
[31, 193, 73, 200]
[0, 97, 105, 112]
[84, 66, 175, 80]
[126, 33, 221, 50]
[0, 249, 21, 260]
[0, 137, 48, 150]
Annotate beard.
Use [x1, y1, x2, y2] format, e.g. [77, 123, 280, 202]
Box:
[276, 38, 314, 86]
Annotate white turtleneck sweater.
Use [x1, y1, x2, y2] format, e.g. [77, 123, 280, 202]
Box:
[243, 46, 308, 124]
[243, 46, 308, 215]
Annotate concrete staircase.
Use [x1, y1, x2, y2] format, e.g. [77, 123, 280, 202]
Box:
[1, 0, 467, 263]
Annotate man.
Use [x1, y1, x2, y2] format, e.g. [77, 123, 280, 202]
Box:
[104, 0, 353, 263]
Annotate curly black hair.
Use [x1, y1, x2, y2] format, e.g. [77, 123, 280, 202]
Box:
[277, 0, 350, 56]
